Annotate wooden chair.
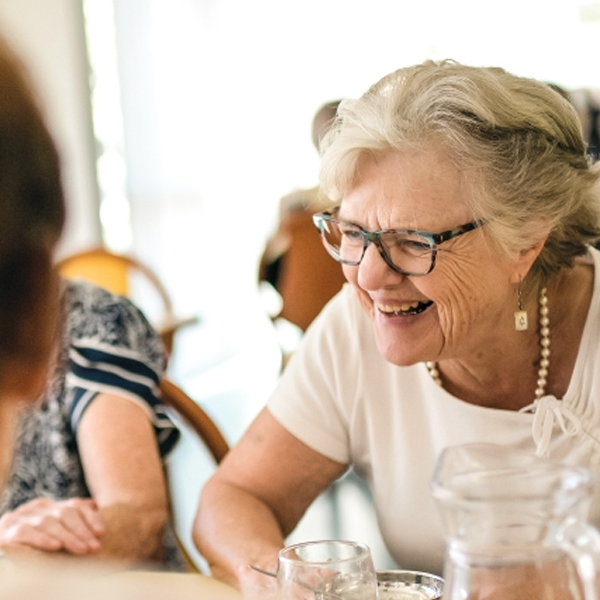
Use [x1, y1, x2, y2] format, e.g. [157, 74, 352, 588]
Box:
[258, 210, 346, 369]
[159, 378, 230, 572]
[159, 378, 229, 463]
[259, 210, 346, 332]
[56, 247, 198, 356]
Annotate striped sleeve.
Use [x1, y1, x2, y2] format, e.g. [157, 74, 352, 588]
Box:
[66, 341, 180, 457]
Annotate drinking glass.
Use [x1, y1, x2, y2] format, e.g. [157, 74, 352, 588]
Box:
[277, 539, 378, 600]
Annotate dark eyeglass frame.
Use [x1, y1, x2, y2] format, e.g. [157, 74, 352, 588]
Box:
[312, 210, 487, 276]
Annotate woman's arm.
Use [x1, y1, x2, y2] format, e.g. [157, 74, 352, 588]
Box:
[0, 497, 104, 554]
[76, 392, 170, 564]
[0, 393, 169, 565]
[194, 407, 347, 599]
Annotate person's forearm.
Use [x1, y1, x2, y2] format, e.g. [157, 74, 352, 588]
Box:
[96, 503, 167, 565]
[194, 479, 285, 592]
[0, 500, 166, 568]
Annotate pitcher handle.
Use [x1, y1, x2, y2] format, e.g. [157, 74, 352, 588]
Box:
[559, 519, 600, 600]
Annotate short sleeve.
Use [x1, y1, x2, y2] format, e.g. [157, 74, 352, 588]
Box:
[61, 280, 180, 457]
[267, 285, 360, 463]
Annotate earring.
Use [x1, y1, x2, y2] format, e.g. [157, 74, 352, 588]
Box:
[514, 281, 528, 331]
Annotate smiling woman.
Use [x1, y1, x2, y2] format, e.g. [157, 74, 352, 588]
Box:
[193, 59, 600, 598]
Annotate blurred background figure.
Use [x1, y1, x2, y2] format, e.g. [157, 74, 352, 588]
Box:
[548, 82, 600, 164]
[583, 92, 600, 163]
[0, 277, 184, 569]
[559, 82, 600, 248]
[258, 101, 347, 357]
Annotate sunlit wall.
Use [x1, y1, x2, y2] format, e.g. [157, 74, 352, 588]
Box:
[82, 0, 599, 322]
[4, 0, 597, 324]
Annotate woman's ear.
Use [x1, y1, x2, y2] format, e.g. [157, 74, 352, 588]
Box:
[508, 235, 547, 285]
[508, 215, 551, 285]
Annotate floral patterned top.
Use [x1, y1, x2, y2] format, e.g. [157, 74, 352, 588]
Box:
[0, 279, 184, 569]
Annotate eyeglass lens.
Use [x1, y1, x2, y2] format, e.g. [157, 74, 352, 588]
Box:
[321, 219, 434, 276]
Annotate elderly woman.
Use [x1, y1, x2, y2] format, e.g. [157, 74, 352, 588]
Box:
[194, 60, 600, 598]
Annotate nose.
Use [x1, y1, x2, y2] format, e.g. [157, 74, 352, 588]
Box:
[356, 242, 404, 290]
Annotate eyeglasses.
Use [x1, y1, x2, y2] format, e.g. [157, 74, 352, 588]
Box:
[312, 211, 487, 277]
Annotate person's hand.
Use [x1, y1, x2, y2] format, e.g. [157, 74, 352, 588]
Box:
[0, 497, 105, 555]
[238, 563, 278, 600]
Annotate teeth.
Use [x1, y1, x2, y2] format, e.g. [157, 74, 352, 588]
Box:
[379, 301, 421, 313]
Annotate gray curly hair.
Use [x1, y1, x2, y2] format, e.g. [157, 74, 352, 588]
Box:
[320, 60, 600, 293]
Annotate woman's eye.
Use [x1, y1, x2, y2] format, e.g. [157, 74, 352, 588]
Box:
[389, 236, 431, 255]
[340, 227, 363, 243]
[406, 239, 430, 252]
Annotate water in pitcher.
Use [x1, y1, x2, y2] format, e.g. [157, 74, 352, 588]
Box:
[443, 550, 586, 600]
[431, 443, 600, 600]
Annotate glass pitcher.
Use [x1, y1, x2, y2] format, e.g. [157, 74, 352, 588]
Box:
[431, 442, 600, 600]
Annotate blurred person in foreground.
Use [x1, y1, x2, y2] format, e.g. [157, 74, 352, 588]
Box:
[0, 34, 64, 495]
[0, 34, 182, 571]
[194, 60, 600, 598]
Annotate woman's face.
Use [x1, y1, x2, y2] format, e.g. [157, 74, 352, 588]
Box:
[339, 148, 519, 366]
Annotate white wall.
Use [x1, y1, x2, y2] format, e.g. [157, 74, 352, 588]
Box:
[0, 0, 101, 257]
[1, 0, 598, 319]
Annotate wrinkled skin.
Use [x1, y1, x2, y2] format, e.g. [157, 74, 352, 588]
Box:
[338, 147, 552, 410]
[339, 148, 522, 368]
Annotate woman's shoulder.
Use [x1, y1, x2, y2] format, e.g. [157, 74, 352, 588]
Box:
[62, 278, 130, 307]
[62, 279, 149, 324]
[61, 279, 163, 359]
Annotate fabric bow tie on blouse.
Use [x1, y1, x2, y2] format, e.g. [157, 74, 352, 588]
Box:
[520, 395, 582, 457]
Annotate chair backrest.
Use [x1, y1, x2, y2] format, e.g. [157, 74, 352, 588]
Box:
[56, 247, 197, 356]
[158, 378, 230, 572]
[57, 246, 171, 305]
[273, 211, 346, 331]
[159, 378, 229, 463]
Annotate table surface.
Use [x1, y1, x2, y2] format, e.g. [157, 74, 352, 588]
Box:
[1, 564, 243, 600]
[112, 570, 243, 599]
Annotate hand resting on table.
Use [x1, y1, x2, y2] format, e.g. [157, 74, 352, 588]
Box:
[0, 497, 104, 555]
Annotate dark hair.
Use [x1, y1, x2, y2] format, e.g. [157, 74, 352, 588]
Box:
[0, 36, 65, 370]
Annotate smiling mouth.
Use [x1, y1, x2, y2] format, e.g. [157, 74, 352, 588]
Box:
[377, 300, 434, 316]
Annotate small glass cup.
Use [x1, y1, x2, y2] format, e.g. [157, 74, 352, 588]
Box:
[277, 539, 378, 599]
[377, 570, 444, 600]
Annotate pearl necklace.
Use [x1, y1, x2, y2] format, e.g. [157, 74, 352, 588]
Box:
[426, 287, 550, 401]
